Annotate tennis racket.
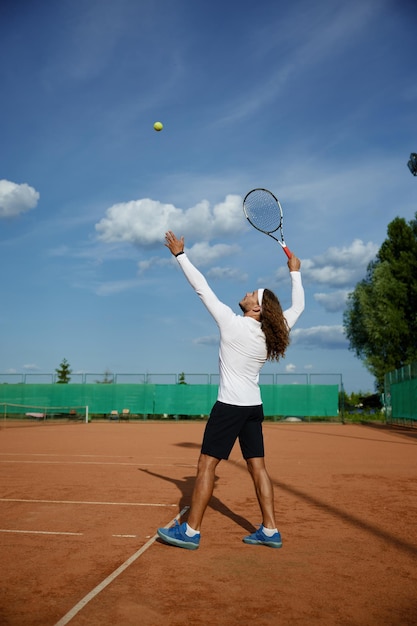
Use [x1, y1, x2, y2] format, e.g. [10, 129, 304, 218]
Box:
[243, 188, 292, 258]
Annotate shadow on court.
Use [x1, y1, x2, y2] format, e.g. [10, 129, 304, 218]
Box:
[360, 422, 417, 441]
[228, 458, 417, 559]
[274, 424, 417, 445]
[139, 468, 256, 533]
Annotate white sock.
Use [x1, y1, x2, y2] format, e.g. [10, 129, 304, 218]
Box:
[262, 525, 278, 537]
[185, 523, 200, 537]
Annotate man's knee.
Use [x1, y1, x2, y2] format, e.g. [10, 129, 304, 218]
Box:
[246, 456, 266, 476]
[197, 453, 221, 473]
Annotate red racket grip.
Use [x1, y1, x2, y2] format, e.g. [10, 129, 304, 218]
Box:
[283, 245, 292, 258]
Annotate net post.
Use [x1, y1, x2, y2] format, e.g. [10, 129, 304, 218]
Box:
[85, 406, 89, 423]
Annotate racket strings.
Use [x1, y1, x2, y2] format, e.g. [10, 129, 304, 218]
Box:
[244, 191, 282, 233]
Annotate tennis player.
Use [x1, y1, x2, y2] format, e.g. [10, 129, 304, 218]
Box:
[157, 231, 304, 550]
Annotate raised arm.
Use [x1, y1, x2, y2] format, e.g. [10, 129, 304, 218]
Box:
[164, 231, 234, 325]
[283, 253, 305, 329]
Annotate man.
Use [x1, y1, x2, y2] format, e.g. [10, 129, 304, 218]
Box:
[157, 231, 304, 550]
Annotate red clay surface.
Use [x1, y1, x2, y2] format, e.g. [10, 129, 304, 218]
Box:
[0, 420, 416, 626]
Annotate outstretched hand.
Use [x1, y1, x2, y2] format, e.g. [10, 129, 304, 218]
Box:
[165, 231, 184, 256]
[287, 254, 301, 271]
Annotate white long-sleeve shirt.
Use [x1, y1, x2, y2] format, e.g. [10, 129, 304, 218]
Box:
[177, 253, 305, 406]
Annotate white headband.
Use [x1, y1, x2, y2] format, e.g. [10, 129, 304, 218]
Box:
[258, 288, 265, 307]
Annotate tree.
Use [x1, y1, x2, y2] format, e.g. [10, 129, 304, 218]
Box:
[178, 372, 187, 385]
[408, 152, 417, 176]
[55, 358, 72, 384]
[343, 213, 417, 393]
[95, 369, 114, 384]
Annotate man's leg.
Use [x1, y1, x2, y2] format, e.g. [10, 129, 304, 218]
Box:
[246, 456, 276, 529]
[187, 453, 221, 531]
[157, 453, 220, 549]
[243, 456, 282, 547]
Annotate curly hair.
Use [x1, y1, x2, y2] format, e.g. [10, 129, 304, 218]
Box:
[261, 289, 290, 361]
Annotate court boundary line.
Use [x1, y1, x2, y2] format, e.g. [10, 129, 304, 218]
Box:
[0, 460, 196, 467]
[0, 529, 83, 536]
[53, 506, 189, 626]
[0, 498, 176, 507]
[0, 453, 195, 459]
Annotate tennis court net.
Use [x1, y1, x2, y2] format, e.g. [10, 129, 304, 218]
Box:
[0, 403, 88, 424]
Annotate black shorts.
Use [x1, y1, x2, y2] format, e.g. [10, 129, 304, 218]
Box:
[201, 401, 264, 460]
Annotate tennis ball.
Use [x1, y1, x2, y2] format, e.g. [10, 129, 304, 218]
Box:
[153, 121, 163, 131]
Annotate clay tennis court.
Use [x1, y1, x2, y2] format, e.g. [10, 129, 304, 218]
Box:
[1, 420, 416, 625]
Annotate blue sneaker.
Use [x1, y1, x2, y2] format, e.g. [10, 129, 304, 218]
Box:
[157, 521, 200, 550]
[243, 526, 282, 548]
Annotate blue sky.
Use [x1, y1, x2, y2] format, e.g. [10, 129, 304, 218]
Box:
[1, 0, 416, 394]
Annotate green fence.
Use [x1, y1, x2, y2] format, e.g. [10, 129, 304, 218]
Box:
[384, 361, 417, 423]
[0, 383, 339, 418]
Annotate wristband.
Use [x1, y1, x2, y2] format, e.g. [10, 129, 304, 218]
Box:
[175, 251, 185, 257]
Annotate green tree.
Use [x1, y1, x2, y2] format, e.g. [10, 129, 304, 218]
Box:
[178, 372, 187, 385]
[95, 369, 114, 384]
[55, 358, 72, 384]
[343, 213, 417, 392]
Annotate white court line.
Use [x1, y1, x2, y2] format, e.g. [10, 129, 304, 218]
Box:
[0, 529, 83, 536]
[0, 453, 192, 459]
[0, 460, 195, 467]
[0, 498, 176, 507]
[54, 506, 189, 626]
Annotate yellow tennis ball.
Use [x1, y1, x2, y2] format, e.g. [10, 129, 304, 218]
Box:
[153, 121, 163, 131]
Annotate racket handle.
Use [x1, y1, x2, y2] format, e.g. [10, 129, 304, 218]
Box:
[283, 245, 292, 258]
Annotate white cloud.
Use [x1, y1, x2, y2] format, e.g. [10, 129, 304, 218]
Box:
[302, 239, 378, 287]
[137, 256, 170, 274]
[314, 290, 350, 312]
[206, 266, 248, 282]
[291, 325, 348, 349]
[95, 195, 244, 247]
[193, 335, 218, 346]
[274, 239, 378, 288]
[136, 243, 241, 275]
[0, 180, 40, 217]
[187, 241, 240, 267]
[285, 363, 297, 372]
[315, 239, 378, 268]
[95, 198, 180, 245]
